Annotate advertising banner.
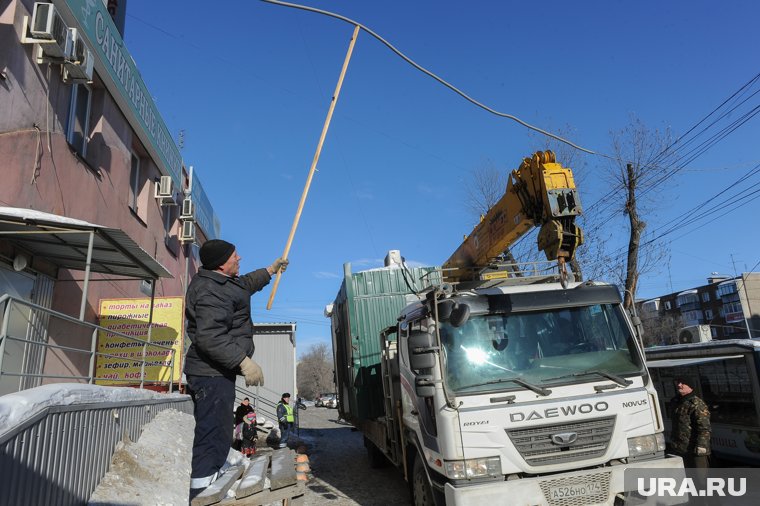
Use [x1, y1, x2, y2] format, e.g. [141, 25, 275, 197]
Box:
[96, 297, 184, 386]
[58, 0, 183, 189]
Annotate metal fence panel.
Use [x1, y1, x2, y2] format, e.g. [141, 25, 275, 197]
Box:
[0, 395, 192, 506]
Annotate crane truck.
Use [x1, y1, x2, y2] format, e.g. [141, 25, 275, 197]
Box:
[325, 151, 685, 505]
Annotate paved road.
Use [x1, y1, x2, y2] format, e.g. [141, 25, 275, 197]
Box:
[295, 404, 411, 506]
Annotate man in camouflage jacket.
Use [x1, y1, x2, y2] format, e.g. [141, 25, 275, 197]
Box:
[670, 376, 711, 468]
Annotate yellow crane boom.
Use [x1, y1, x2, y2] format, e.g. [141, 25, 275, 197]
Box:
[443, 150, 584, 282]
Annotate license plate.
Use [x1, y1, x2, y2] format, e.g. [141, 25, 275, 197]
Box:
[548, 481, 602, 500]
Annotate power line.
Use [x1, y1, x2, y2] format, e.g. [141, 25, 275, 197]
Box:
[260, 0, 598, 155]
[580, 72, 760, 220]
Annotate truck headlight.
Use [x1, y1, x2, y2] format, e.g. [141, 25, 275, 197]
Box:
[444, 457, 501, 479]
[627, 433, 666, 457]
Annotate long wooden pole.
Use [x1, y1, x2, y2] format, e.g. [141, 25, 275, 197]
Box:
[267, 25, 361, 310]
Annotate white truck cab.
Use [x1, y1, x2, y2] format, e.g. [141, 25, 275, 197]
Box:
[392, 280, 685, 505]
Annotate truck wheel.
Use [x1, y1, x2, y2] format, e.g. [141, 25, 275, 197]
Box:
[412, 456, 435, 506]
[365, 438, 386, 468]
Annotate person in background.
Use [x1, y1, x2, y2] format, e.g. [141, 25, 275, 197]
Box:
[234, 398, 254, 427]
[184, 239, 288, 501]
[670, 376, 711, 468]
[239, 411, 259, 458]
[276, 392, 295, 449]
[232, 398, 254, 451]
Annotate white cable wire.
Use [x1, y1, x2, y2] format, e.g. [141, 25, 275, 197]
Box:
[260, 0, 597, 155]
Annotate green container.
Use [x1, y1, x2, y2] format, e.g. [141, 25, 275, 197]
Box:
[331, 261, 441, 422]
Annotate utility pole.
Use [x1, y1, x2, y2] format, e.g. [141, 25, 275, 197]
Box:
[730, 253, 752, 338]
[623, 163, 644, 310]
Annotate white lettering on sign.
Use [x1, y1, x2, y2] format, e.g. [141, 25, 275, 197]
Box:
[92, 10, 181, 183]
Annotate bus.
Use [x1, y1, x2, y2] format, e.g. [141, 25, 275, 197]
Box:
[645, 339, 760, 465]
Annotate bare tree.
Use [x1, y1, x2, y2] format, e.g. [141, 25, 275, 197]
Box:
[461, 128, 594, 279]
[459, 118, 676, 296]
[608, 116, 675, 308]
[296, 343, 334, 401]
[641, 313, 683, 347]
[463, 158, 507, 219]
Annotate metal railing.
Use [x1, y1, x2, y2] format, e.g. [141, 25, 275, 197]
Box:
[0, 294, 177, 393]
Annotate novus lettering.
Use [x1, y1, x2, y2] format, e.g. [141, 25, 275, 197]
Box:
[622, 399, 648, 408]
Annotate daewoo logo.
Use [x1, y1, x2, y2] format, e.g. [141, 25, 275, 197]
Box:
[509, 401, 609, 422]
[551, 432, 578, 445]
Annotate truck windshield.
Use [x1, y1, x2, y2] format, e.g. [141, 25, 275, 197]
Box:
[439, 303, 644, 393]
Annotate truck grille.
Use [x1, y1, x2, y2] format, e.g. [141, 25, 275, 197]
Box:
[507, 416, 616, 466]
[539, 471, 611, 506]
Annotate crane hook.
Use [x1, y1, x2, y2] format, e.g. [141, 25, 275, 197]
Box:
[558, 257, 569, 289]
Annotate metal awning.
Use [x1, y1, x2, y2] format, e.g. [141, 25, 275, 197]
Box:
[0, 207, 173, 321]
[0, 207, 172, 279]
[646, 355, 744, 368]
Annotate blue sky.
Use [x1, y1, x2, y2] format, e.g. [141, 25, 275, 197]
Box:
[123, 1, 760, 354]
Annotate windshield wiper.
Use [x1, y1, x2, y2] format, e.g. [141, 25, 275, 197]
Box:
[459, 377, 552, 396]
[548, 370, 633, 388]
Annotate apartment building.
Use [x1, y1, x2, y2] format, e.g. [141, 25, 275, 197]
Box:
[639, 273, 760, 345]
[0, 0, 219, 393]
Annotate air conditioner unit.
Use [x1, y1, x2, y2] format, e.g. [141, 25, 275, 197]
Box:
[154, 175, 173, 199]
[677, 325, 712, 344]
[63, 50, 93, 81]
[179, 221, 195, 243]
[29, 2, 71, 59]
[62, 29, 94, 81]
[180, 198, 194, 220]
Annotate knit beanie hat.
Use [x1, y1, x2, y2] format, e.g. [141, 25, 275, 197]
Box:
[245, 412, 256, 422]
[200, 239, 235, 270]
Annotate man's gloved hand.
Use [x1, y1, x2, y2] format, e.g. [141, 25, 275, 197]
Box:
[240, 357, 264, 386]
[695, 447, 708, 456]
[269, 257, 289, 274]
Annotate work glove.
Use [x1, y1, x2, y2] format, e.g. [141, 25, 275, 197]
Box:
[268, 258, 290, 275]
[269, 257, 289, 274]
[240, 357, 264, 386]
[695, 447, 708, 456]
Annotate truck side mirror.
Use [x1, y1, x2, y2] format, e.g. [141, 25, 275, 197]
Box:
[449, 303, 471, 328]
[437, 299, 455, 321]
[409, 330, 434, 351]
[408, 330, 436, 370]
[415, 375, 435, 398]
[410, 352, 436, 370]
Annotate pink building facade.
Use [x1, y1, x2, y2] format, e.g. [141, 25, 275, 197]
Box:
[0, 0, 218, 392]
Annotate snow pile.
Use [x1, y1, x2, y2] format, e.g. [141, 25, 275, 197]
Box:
[88, 408, 195, 506]
[0, 207, 100, 227]
[0, 383, 186, 436]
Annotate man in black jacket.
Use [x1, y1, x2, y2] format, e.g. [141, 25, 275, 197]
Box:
[185, 239, 287, 500]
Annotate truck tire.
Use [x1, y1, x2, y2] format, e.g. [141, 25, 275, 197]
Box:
[364, 437, 386, 468]
[412, 456, 435, 506]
